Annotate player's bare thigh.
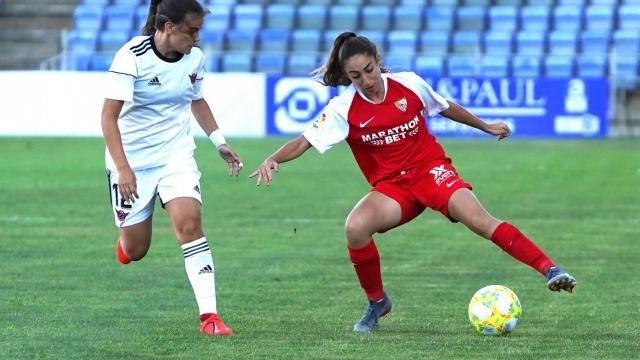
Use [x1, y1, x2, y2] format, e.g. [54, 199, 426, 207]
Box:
[448, 188, 501, 239]
[345, 191, 402, 248]
[119, 216, 153, 260]
[164, 197, 204, 245]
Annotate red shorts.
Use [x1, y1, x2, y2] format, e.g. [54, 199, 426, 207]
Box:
[372, 159, 472, 229]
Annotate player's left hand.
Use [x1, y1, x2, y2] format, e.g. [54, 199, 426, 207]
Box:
[486, 122, 512, 141]
[217, 144, 243, 176]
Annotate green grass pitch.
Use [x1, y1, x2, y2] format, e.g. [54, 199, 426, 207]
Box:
[1, 137, 638, 359]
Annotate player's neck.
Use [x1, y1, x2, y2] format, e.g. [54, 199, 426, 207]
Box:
[153, 32, 180, 59]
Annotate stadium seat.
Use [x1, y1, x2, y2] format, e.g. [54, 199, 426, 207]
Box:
[291, 29, 321, 52]
[483, 31, 512, 55]
[361, 6, 392, 31]
[463, 0, 491, 6]
[209, 0, 238, 5]
[576, 55, 606, 78]
[432, 0, 459, 5]
[516, 31, 546, 56]
[73, 5, 103, 31]
[612, 57, 639, 89]
[135, 5, 149, 31]
[81, 0, 109, 5]
[520, 6, 550, 32]
[480, 56, 509, 77]
[392, 6, 422, 31]
[552, 6, 583, 32]
[258, 29, 290, 52]
[618, 5, 640, 31]
[579, 31, 610, 55]
[415, 55, 445, 78]
[233, 5, 263, 30]
[387, 30, 418, 54]
[255, 53, 286, 74]
[287, 53, 319, 75]
[488, 6, 518, 32]
[265, 4, 296, 29]
[544, 55, 574, 77]
[336, 0, 365, 6]
[199, 30, 225, 53]
[452, 31, 481, 54]
[383, 53, 414, 72]
[60, 53, 92, 71]
[204, 5, 232, 31]
[425, 7, 455, 32]
[591, 0, 617, 4]
[548, 30, 577, 55]
[297, 5, 327, 30]
[67, 30, 98, 54]
[89, 52, 115, 71]
[584, 5, 614, 31]
[456, 6, 486, 31]
[225, 29, 258, 53]
[112, 0, 141, 5]
[104, 5, 135, 32]
[447, 55, 477, 77]
[419, 31, 450, 55]
[557, 0, 585, 6]
[527, 0, 553, 5]
[272, 0, 301, 4]
[306, 0, 332, 5]
[98, 30, 129, 51]
[221, 53, 253, 72]
[495, 0, 522, 5]
[398, 0, 428, 5]
[512, 55, 541, 77]
[205, 54, 220, 72]
[359, 30, 386, 51]
[328, 5, 359, 30]
[612, 30, 640, 56]
[369, 0, 399, 5]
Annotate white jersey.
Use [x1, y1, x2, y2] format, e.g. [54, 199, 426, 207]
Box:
[104, 35, 205, 170]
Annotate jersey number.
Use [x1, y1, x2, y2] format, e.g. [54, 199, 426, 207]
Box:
[111, 184, 133, 209]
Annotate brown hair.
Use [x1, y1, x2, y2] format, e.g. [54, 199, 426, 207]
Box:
[312, 31, 387, 87]
[141, 0, 206, 36]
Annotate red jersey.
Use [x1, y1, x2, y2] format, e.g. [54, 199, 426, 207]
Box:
[303, 72, 450, 186]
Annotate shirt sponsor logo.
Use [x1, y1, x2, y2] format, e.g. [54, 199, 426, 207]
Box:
[360, 116, 420, 145]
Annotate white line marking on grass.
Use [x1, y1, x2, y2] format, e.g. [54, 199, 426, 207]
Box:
[0, 216, 54, 223]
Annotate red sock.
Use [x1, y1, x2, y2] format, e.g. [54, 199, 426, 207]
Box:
[491, 222, 554, 275]
[348, 240, 384, 301]
[116, 239, 131, 265]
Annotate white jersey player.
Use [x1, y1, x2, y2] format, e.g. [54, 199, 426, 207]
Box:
[101, 0, 241, 336]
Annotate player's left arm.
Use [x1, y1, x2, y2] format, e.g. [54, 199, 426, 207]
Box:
[439, 100, 511, 141]
[191, 98, 243, 176]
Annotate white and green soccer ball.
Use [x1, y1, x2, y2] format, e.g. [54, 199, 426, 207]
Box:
[468, 285, 522, 336]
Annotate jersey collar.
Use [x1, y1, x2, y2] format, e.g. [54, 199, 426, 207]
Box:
[150, 35, 184, 63]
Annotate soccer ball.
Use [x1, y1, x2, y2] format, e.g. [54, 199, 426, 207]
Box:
[468, 285, 522, 336]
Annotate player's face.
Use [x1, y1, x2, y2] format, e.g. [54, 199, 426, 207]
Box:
[343, 54, 384, 101]
[169, 14, 202, 54]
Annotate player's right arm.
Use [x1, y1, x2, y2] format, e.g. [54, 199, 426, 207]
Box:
[249, 135, 311, 187]
[101, 98, 138, 203]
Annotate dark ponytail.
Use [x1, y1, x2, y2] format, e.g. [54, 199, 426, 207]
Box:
[312, 31, 385, 87]
[141, 0, 206, 36]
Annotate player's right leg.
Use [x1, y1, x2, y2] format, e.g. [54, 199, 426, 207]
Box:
[344, 190, 407, 332]
[107, 168, 158, 264]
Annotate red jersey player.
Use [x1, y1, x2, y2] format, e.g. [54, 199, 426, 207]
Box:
[250, 32, 577, 333]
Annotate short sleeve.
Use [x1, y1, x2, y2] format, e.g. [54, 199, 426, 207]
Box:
[192, 52, 205, 100]
[302, 90, 353, 154]
[393, 72, 449, 117]
[104, 48, 137, 101]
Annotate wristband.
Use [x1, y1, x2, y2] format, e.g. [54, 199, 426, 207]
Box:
[208, 129, 226, 149]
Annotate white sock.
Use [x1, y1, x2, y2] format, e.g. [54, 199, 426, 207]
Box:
[181, 237, 217, 316]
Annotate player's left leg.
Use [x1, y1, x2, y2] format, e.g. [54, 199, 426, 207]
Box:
[165, 197, 233, 335]
[447, 188, 576, 293]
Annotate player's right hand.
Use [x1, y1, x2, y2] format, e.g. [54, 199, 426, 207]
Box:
[117, 166, 139, 203]
[249, 159, 280, 186]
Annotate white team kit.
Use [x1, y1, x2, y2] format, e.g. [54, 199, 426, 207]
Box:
[104, 35, 206, 227]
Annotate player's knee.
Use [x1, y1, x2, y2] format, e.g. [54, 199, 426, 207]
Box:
[124, 243, 149, 261]
[345, 217, 372, 241]
[174, 220, 203, 240]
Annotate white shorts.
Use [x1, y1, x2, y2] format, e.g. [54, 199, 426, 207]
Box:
[106, 157, 202, 228]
